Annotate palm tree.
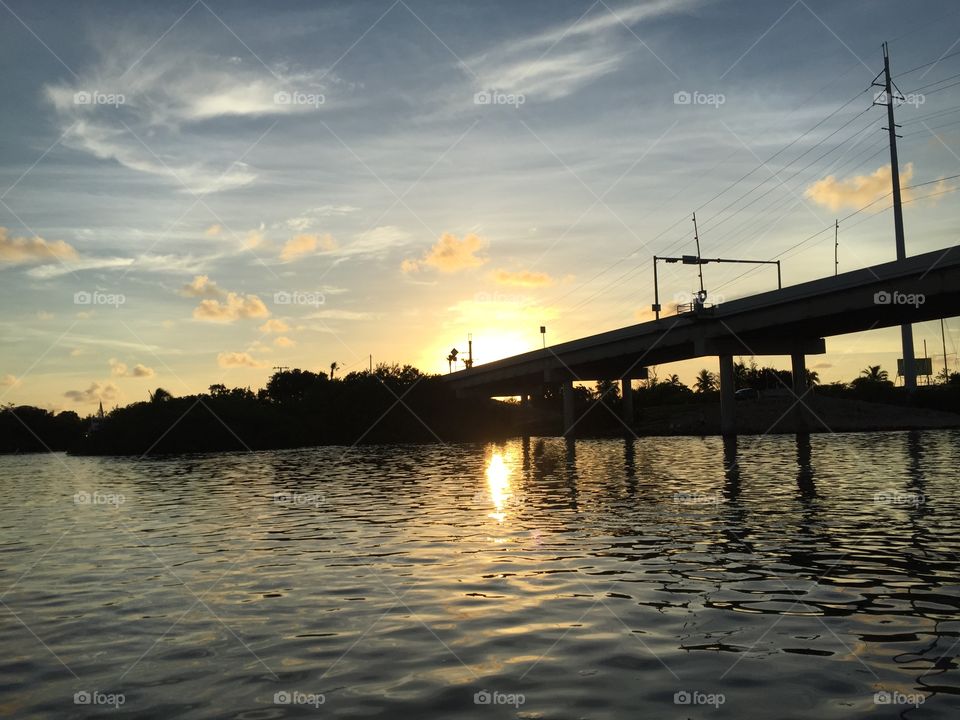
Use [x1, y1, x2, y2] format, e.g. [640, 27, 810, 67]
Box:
[805, 369, 820, 386]
[860, 365, 888, 383]
[694, 368, 717, 393]
[149, 387, 173, 403]
[666, 373, 682, 387]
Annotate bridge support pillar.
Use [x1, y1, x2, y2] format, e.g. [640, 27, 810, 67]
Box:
[621, 378, 633, 426]
[791, 353, 809, 432]
[719, 354, 736, 436]
[561, 381, 576, 437]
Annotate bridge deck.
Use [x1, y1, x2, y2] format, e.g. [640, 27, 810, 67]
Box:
[445, 245, 960, 395]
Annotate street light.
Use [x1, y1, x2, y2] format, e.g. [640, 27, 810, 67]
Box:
[652, 255, 782, 320]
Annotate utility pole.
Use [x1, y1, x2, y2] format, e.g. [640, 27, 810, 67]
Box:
[272, 366, 289, 373]
[692, 213, 705, 298]
[942, 318, 950, 382]
[834, 219, 839, 276]
[369, 354, 372, 373]
[874, 41, 916, 391]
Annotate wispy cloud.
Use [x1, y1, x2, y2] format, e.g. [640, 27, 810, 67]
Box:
[468, 0, 694, 100]
[43, 35, 338, 193]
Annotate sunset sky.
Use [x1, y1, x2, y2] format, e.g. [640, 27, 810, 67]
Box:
[1, 0, 959, 410]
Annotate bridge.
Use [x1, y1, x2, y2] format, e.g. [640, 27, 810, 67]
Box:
[444, 245, 960, 435]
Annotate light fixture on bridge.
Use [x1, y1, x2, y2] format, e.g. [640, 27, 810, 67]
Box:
[652, 254, 782, 320]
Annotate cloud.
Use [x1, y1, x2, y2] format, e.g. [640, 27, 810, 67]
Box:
[274, 336, 296, 348]
[0, 227, 78, 265]
[26, 256, 133, 279]
[337, 225, 411, 257]
[42, 38, 340, 194]
[284, 205, 359, 231]
[205, 224, 222, 237]
[805, 162, 924, 211]
[109, 358, 156, 377]
[37, 311, 55, 321]
[402, 233, 488, 274]
[1, 374, 20, 387]
[217, 351, 268, 368]
[305, 309, 373, 321]
[64, 381, 120, 404]
[193, 293, 269, 322]
[180, 275, 225, 299]
[259, 319, 290, 333]
[280, 233, 336, 261]
[469, 0, 695, 100]
[243, 229, 264, 250]
[492, 268, 554, 287]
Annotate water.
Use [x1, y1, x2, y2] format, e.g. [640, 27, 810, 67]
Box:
[1, 431, 959, 719]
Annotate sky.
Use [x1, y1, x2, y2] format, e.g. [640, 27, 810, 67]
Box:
[1, 0, 959, 411]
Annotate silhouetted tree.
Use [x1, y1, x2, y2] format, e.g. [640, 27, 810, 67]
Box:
[694, 369, 717, 393]
[149, 388, 173, 403]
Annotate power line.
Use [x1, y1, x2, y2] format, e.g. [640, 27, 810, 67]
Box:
[893, 49, 960, 78]
[712, 177, 960, 292]
[903, 70, 960, 94]
[544, 86, 872, 316]
[554, 46, 960, 339]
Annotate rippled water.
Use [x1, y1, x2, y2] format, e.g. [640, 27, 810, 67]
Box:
[2, 431, 960, 718]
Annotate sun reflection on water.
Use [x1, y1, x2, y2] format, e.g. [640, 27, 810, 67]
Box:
[485, 451, 512, 522]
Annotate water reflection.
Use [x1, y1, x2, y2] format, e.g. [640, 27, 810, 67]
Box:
[2, 431, 960, 719]
[484, 450, 512, 522]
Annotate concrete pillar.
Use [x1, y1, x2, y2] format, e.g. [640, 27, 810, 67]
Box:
[719, 354, 736, 436]
[621, 378, 633, 425]
[561, 381, 575, 437]
[519, 393, 530, 435]
[791, 352, 808, 432]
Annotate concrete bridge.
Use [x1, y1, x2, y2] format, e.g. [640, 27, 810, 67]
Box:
[444, 245, 960, 435]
